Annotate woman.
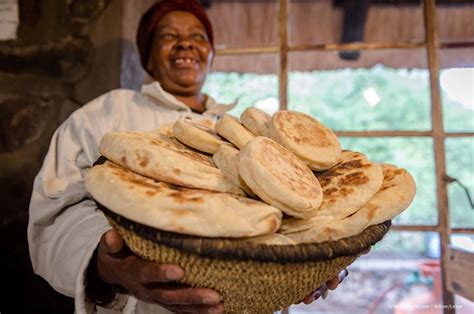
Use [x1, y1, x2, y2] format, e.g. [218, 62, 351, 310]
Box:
[28, 1, 346, 313]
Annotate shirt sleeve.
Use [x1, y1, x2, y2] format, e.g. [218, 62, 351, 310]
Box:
[27, 105, 123, 313]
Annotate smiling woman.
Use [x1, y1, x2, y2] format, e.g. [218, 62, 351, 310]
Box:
[146, 11, 214, 112]
[136, 0, 215, 113]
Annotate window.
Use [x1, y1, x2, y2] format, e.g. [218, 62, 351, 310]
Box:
[204, 0, 474, 310]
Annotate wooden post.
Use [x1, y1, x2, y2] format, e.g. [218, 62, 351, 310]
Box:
[423, 0, 455, 312]
[278, 0, 288, 110]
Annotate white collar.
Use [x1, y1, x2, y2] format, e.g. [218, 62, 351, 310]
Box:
[140, 81, 236, 116]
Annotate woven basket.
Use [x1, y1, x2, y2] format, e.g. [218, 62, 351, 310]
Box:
[100, 206, 391, 314]
[101, 207, 391, 313]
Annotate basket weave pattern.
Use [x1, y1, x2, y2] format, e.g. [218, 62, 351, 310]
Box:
[105, 213, 391, 313]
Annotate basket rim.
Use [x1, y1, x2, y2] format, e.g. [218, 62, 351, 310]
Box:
[101, 206, 391, 263]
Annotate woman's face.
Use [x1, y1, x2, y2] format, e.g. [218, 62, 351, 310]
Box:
[147, 11, 214, 96]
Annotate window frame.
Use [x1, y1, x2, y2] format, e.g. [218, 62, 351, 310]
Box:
[214, 0, 473, 311]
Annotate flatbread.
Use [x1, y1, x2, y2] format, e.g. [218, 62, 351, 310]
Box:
[85, 161, 282, 238]
[283, 163, 416, 244]
[212, 145, 255, 196]
[215, 114, 256, 149]
[279, 151, 383, 233]
[238, 137, 323, 219]
[346, 163, 416, 227]
[240, 107, 271, 137]
[173, 118, 231, 154]
[270, 110, 342, 171]
[99, 131, 244, 195]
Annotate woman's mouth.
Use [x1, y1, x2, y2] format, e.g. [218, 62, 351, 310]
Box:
[173, 58, 198, 65]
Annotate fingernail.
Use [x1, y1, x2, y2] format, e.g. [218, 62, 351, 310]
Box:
[166, 268, 183, 280]
[313, 291, 321, 300]
[203, 296, 220, 305]
[339, 269, 349, 282]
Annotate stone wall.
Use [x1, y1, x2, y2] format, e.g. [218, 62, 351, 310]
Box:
[0, 0, 122, 311]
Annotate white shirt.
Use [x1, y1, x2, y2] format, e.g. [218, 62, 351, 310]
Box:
[27, 82, 233, 314]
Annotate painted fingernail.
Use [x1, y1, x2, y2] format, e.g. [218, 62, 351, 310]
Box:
[313, 291, 321, 300]
[166, 268, 183, 280]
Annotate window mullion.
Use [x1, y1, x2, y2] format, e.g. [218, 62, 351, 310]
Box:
[278, 0, 288, 110]
[423, 0, 455, 312]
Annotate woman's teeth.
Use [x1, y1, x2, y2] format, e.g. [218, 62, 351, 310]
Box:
[174, 58, 197, 64]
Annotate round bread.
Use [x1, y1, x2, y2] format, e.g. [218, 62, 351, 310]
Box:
[215, 114, 256, 149]
[212, 145, 255, 196]
[85, 161, 282, 238]
[99, 131, 244, 195]
[173, 118, 231, 154]
[238, 137, 323, 219]
[270, 110, 342, 171]
[240, 107, 271, 137]
[279, 150, 383, 233]
[283, 163, 415, 244]
[346, 163, 416, 228]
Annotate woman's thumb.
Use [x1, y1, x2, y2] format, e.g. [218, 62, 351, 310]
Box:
[102, 229, 124, 254]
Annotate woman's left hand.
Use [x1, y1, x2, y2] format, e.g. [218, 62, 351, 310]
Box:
[296, 268, 349, 305]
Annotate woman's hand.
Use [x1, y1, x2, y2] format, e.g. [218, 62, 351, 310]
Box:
[94, 229, 224, 313]
[296, 269, 349, 305]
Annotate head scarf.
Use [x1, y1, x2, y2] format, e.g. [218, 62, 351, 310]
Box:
[136, 0, 214, 76]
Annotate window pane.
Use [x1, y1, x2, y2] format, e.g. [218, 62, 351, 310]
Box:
[288, 56, 431, 131]
[441, 68, 474, 133]
[446, 137, 474, 228]
[208, 1, 278, 48]
[203, 54, 278, 117]
[339, 137, 436, 226]
[289, 0, 424, 46]
[289, 231, 441, 313]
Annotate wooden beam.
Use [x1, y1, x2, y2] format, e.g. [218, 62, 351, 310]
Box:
[452, 228, 474, 234]
[423, 0, 455, 312]
[391, 225, 439, 232]
[278, 0, 288, 110]
[214, 41, 474, 56]
[290, 41, 426, 52]
[335, 131, 433, 137]
[335, 131, 474, 137]
[391, 225, 474, 233]
[215, 46, 279, 56]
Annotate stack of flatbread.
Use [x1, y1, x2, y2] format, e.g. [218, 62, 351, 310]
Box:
[85, 107, 416, 245]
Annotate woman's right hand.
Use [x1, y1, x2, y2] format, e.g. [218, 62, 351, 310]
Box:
[95, 229, 224, 313]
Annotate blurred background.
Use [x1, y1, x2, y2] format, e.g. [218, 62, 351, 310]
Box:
[0, 0, 472, 313]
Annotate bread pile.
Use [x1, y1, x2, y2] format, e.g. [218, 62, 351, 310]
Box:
[85, 108, 416, 245]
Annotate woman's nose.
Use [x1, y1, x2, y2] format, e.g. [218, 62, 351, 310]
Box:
[176, 37, 193, 50]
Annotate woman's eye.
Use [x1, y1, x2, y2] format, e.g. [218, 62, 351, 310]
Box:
[161, 33, 176, 39]
[191, 33, 207, 41]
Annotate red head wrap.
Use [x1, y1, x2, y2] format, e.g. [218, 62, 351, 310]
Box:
[136, 0, 214, 76]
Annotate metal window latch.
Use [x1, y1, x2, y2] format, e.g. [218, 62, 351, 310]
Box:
[444, 174, 474, 210]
